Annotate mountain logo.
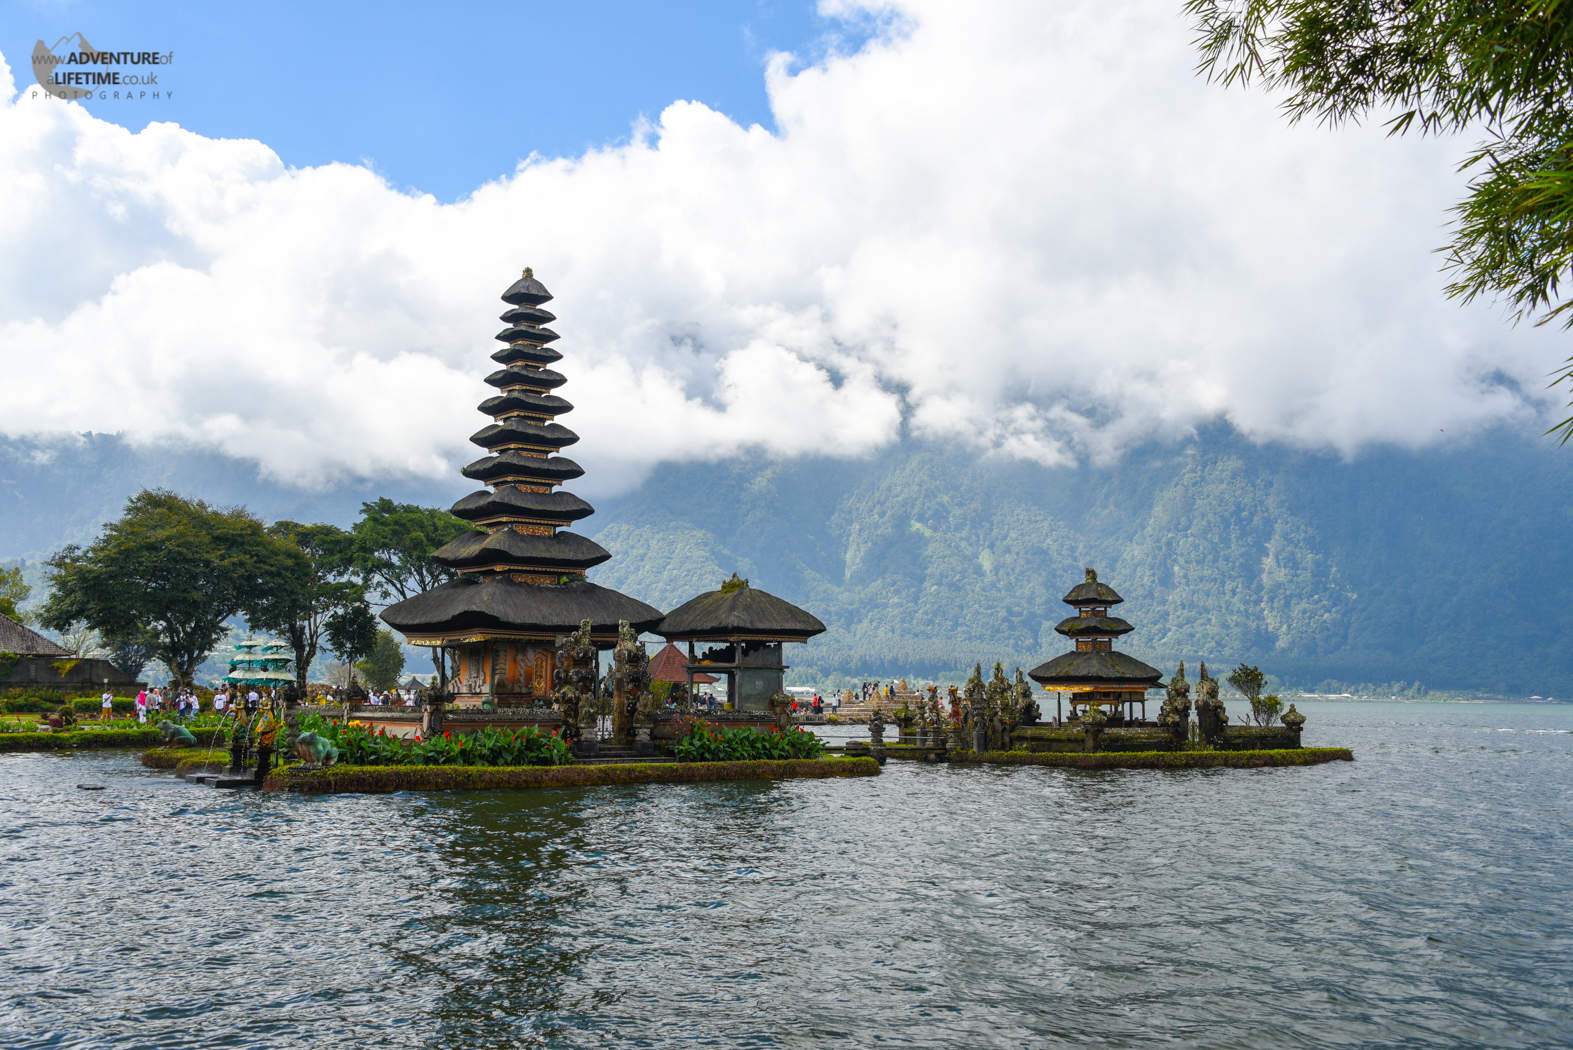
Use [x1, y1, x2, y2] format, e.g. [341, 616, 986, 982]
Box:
[32, 33, 103, 100]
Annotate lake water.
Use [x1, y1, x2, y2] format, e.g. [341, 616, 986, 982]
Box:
[1, 701, 1569, 1049]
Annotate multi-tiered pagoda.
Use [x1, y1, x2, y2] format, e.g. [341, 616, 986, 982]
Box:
[381, 269, 661, 707]
[1028, 568, 1163, 723]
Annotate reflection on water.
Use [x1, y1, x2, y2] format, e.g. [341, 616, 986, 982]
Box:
[0, 702, 1569, 1049]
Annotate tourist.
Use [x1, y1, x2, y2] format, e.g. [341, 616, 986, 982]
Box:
[213, 689, 227, 714]
[176, 694, 189, 722]
[246, 689, 260, 714]
[134, 690, 147, 724]
[100, 689, 113, 722]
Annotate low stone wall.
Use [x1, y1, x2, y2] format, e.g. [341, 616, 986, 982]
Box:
[952, 748, 1352, 770]
[263, 756, 881, 794]
[1011, 725, 1185, 753]
[1214, 726, 1302, 750]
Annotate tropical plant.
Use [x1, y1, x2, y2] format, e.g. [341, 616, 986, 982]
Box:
[672, 722, 825, 763]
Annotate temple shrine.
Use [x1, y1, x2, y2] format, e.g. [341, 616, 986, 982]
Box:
[658, 574, 825, 712]
[1027, 568, 1163, 723]
[380, 270, 663, 709]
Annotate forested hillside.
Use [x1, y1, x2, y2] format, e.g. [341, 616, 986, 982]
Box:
[587, 427, 1573, 695]
[4, 428, 1570, 695]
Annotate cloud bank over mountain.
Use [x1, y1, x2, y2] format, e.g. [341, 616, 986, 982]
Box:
[0, 0, 1559, 495]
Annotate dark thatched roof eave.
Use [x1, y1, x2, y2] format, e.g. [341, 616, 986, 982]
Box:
[380, 575, 661, 637]
[1053, 615, 1135, 637]
[659, 580, 826, 642]
[1027, 650, 1163, 688]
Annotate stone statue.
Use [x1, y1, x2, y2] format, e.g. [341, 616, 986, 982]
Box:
[158, 720, 196, 747]
[1013, 669, 1039, 726]
[988, 662, 1013, 748]
[965, 664, 986, 752]
[293, 731, 339, 768]
[418, 681, 451, 737]
[1158, 661, 1192, 730]
[1195, 661, 1228, 743]
[1281, 703, 1306, 731]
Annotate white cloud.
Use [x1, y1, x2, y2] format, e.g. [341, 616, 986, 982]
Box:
[0, 1, 1561, 498]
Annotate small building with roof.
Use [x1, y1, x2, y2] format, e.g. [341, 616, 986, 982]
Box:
[0, 612, 143, 692]
[1028, 568, 1163, 723]
[658, 574, 825, 713]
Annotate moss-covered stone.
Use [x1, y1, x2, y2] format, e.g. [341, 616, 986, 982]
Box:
[139, 747, 227, 770]
[264, 756, 881, 794]
[949, 747, 1353, 770]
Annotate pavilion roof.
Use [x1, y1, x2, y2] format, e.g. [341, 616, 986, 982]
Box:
[0, 613, 70, 657]
[1027, 650, 1163, 688]
[659, 574, 826, 642]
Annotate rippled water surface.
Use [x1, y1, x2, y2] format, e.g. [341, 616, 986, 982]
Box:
[2, 702, 1570, 1049]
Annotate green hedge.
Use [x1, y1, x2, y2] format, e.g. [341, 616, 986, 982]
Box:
[949, 747, 1353, 770]
[265, 756, 881, 794]
[0, 727, 163, 752]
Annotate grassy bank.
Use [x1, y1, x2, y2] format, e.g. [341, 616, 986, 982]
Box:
[949, 748, 1354, 770]
[265, 757, 881, 794]
[0, 728, 162, 752]
[140, 748, 229, 776]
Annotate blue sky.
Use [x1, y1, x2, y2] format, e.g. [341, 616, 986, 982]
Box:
[4, 0, 862, 200]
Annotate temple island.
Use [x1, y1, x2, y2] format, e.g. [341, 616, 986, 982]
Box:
[130, 267, 1344, 791]
[365, 270, 825, 753]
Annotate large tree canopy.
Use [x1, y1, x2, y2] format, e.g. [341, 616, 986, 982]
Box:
[0, 566, 29, 623]
[248, 521, 370, 690]
[40, 490, 306, 686]
[1186, 0, 1573, 438]
[348, 499, 468, 604]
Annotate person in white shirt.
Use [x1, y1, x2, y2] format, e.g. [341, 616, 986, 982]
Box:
[100, 690, 114, 722]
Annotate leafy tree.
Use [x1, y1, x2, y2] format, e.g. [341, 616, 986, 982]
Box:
[0, 566, 29, 622]
[1227, 663, 1284, 725]
[1227, 663, 1266, 702]
[348, 499, 468, 603]
[325, 602, 379, 688]
[357, 628, 406, 691]
[1186, 0, 1573, 439]
[39, 490, 306, 688]
[102, 627, 158, 680]
[247, 521, 370, 690]
[348, 499, 467, 680]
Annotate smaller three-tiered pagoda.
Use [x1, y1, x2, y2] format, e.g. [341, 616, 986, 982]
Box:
[1028, 568, 1163, 723]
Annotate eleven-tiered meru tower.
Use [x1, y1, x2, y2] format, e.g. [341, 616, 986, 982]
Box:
[381, 269, 662, 707]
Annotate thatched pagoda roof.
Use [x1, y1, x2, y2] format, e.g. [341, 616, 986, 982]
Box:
[1028, 651, 1163, 688]
[659, 574, 826, 642]
[449, 486, 594, 524]
[1063, 567, 1123, 606]
[432, 529, 611, 572]
[460, 452, 585, 485]
[1054, 614, 1135, 637]
[381, 575, 661, 637]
